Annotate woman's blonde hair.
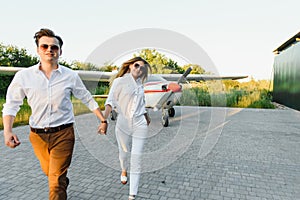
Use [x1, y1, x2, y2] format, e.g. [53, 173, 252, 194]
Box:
[110, 57, 151, 85]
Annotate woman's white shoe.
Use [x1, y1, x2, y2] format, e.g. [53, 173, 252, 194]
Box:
[121, 172, 127, 185]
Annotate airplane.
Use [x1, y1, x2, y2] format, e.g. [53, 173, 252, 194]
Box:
[0, 66, 248, 127]
[143, 67, 193, 127]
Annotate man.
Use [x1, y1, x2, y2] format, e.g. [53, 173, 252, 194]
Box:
[2, 28, 108, 200]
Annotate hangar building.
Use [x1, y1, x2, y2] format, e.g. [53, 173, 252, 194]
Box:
[273, 32, 300, 110]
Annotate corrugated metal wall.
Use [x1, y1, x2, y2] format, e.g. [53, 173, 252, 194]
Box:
[273, 42, 300, 110]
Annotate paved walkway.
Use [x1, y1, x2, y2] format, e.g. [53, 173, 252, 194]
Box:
[1, 107, 300, 200]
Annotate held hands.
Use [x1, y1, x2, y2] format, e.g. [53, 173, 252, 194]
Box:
[98, 121, 108, 135]
[4, 132, 21, 148]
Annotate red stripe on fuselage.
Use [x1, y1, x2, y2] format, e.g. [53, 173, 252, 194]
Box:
[144, 89, 171, 93]
[144, 89, 182, 93]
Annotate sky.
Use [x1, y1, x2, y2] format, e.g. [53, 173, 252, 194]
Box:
[1, 0, 299, 80]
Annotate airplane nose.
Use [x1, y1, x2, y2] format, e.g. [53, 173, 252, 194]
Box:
[168, 82, 182, 92]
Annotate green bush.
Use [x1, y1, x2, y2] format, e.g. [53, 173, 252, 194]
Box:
[0, 97, 106, 130]
[179, 83, 274, 109]
[0, 75, 14, 98]
[247, 89, 275, 109]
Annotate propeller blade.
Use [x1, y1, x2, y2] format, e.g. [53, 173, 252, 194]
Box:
[177, 66, 192, 83]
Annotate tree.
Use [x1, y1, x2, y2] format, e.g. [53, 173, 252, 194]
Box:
[59, 60, 72, 68]
[182, 64, 206, 74]
[0, 43, 39, 97]
[71, 61, 98, 71]
[98, 61, 118, 72]
[166, 59, 184, 73]
[134, 49, 208, 74]
[0, 43, 38, 67]
[134, 49, 178, 74]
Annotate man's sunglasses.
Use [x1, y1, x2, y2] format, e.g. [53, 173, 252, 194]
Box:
[39, 44, 60, 51]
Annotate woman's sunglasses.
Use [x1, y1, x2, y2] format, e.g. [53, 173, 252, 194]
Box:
[134, 63, 145, 70]
[39, 44, 60, 51]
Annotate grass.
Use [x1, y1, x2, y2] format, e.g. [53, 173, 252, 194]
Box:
[0, 79, 275, 130]
[0, 97, 106, 130]
[180, 87, 275, 108]
[179, 79, 275, 109]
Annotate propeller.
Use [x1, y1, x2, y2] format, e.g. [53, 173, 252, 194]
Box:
[177, 66, 192, 83]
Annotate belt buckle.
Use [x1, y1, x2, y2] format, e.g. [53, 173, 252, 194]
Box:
[44, 127, 50, 133]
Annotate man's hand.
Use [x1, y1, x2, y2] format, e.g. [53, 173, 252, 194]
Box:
[4, 132, 21, 148]
[98, 121, 108, 135]
[3, 115, 20, 148]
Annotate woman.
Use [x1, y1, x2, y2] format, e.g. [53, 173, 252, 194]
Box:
[104, 57, 151, 200]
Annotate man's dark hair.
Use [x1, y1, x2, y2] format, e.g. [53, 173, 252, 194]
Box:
[34, 28, 63, 47]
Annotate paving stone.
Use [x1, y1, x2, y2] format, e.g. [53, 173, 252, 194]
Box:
[0, 107, 299, 199]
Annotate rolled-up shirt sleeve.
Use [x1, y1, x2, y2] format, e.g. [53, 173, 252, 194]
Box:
[72, 73, 99, 111]
[2, 72, 25, 117]
[105, 78, 120, 108]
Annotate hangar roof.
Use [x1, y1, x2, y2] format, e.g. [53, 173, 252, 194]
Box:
[273, 32, 300, 54]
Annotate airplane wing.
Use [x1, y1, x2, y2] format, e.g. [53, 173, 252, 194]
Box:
[0, 66, 25, 75]
[0, 66, 115, 82]
[0, 66, 247, 127]
[159, 74, 248, 82]
[76, 70, 115, 82]
[79, 71, 248, 82]
[0, 66, 247, 82]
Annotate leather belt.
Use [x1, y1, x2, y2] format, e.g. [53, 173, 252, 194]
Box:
[30, 123, 73, 134]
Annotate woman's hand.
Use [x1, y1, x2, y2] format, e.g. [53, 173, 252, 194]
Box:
[98, 121, 108, 135]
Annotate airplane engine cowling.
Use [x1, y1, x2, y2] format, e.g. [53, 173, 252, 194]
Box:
[168, 82, 182, 92]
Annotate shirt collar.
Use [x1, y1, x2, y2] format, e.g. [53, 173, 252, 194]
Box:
[34, 62, 62, 74]
[125, 73, 142, 86]
[56, 64, 63, 74]
[33, 63, 40, 73]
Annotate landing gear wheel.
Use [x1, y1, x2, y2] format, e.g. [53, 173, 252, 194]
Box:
[168, 108, 175, 117]
[162, 115, 169, 127]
